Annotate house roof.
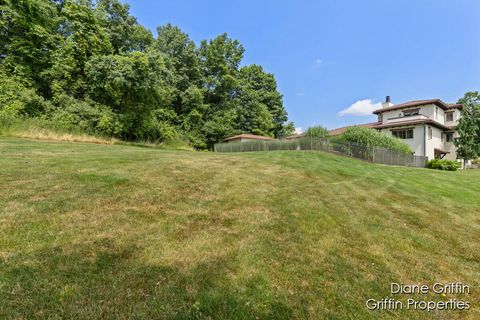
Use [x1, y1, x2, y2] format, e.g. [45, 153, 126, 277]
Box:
[373, 99, 463, 114]
[372, 119, 452, 131]
[223, 134, 274, 141]
[328, 122, 378, 136]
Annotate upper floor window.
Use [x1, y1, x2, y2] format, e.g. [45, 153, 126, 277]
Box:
[428, 127, 433, 140]
[435, 107, 438, 120]
[378, 114, 383, 123]
[392, 129, 414, 139]
[445, 112, 454, 122]
[403, 109, 419, 117]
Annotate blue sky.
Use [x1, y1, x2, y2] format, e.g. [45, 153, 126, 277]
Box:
[127, 0, 480, 131]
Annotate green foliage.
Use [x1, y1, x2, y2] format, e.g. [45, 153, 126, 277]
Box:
[426, 159, 461, 171]
[49, 94, 122, 136]
[238, 65, 289, 137]
[339, 126, 412, 154]
[0, 74, 49, 117]
[85, 51, 168, 139]
[0, 0, 60, 94]
[304, 125, 328, 138]
[96, 0, 153, 54]
[47, 0, 112, 99]
[0, 1, 293, 149]
[455, 91, 480, 162]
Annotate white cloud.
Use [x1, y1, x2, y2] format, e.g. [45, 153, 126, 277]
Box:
[296, 92, 305, 96]
[295, 127, 303, 134]
[338, 99, 381, 117]
[313, 59, 323, 69]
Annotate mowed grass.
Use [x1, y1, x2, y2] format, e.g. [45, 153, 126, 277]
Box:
[0, 137, 479, 320]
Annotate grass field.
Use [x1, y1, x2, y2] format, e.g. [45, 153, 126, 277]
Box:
[1, 137, 479, 319]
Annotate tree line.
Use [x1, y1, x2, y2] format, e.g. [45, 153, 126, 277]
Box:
[0, 0, 294, 149]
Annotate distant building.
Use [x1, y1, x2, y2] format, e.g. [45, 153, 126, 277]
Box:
[223, 134, 274, 143]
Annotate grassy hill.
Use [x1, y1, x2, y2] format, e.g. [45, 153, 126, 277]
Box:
[1, 137, 479, 319]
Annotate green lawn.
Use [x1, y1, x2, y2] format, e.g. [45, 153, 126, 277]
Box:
[1, 137, 479, 319]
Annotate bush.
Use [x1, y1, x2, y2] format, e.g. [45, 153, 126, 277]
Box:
[304, 125, 328, 138]
[50, 95, 122, 137]
[338, 127, 412, 155]
[140, 117, 180, 142]
[426, 159, 461, 171]
[0, 74, 50, 117]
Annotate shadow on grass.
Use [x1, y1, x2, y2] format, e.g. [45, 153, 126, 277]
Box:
[0, 238, 294, 319]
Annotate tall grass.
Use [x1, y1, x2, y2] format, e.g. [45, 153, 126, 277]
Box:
[335, 126, 412, 154]
[0, 114, 193, 149]
[0, 114, 117, 144]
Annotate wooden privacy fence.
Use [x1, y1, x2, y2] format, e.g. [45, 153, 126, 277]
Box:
[214, 137, 428, 168]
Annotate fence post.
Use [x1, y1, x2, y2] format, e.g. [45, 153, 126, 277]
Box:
[372, 146, 375, 163]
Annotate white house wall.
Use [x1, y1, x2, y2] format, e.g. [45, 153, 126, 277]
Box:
[425, 126, 443, 160]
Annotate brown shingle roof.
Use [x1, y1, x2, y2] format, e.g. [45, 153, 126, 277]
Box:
[223, 134, 274, 141]
[285, 133, 305, 140]
[328, 122, 378, 136]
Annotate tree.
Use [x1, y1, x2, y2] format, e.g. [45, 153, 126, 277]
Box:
[304, 125, 329, 138]
[47, 0, 112, 99]
[155, 24, 201, 91]
[0, 0, 60, 95]
[239, 65, 293, 138]
[0, 0, 294, 148]
[455, 91, 480, 166]
[85, 51, 168, 139]
[199, 33, 244, 107]
[96, 0, 153, 54]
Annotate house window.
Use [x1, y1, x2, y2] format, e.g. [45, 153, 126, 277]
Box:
[403, 109, 419, 117]
[378, 114, 383, 123]
[392, 129, 414, 139]
[445, 112, 454, 122]
[428, 127, 432, 140]
[444, 133, 454, 142]
[435, 107, 438, 120]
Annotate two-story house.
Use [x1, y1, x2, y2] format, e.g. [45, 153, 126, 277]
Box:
[371, 96, 463, 161]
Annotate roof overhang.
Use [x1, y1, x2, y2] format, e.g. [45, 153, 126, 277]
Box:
[372, 119, 452, 131]
[434, 148, 450, 154]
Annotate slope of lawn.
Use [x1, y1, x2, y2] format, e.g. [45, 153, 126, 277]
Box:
[0, 137, 479, 319]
